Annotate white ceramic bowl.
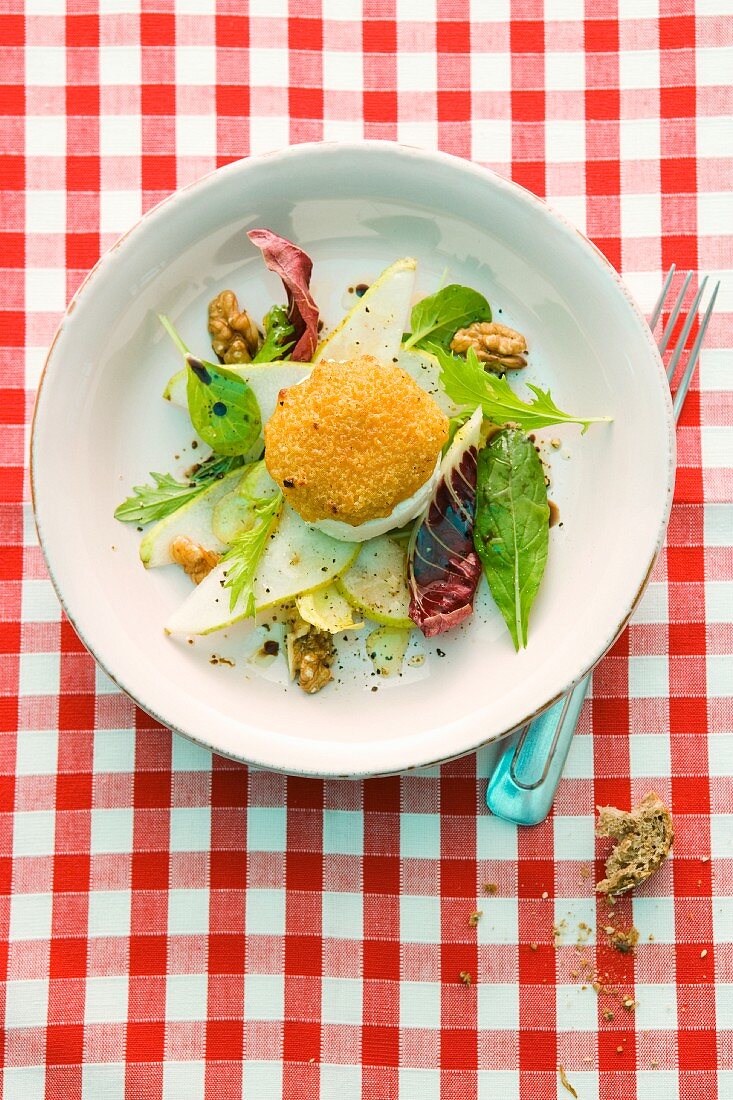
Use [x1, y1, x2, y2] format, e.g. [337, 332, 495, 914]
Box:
[32, 142, 674, 778]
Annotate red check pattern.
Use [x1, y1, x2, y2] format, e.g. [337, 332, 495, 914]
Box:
[2, 2, 732, 1098]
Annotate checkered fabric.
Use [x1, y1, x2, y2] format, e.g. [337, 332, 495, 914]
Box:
[2, 1, 732, 1097]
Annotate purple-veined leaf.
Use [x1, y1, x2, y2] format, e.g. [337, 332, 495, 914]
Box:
[408, 406, 484, 637]
[247, 229, 319, 362]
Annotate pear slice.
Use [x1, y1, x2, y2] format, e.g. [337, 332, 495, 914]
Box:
[296, 585, 363, 634]
[366, 625, 411, 677]
[163, 361, 310, 422]
[397, 348, 461, 417]
[139, 466, 246, 568]
[165, 505, 359, 636]
[337, 535, 414, 628]
[313, 257, 416, 365]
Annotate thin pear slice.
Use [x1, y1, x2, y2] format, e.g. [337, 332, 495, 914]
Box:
[366, 625, 411, 677]
[313, 257, 416, 364]
[397, 348, 461, 417]
[211, 462, 280, 544]
[337, 535, 414, 628]
[296, 585, 364, 634]
[139, 466, 245, 568]
[163, 361, 310, 422]
[166, 505, 359, 636]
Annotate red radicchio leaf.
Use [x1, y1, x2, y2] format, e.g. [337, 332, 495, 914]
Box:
[247, 229, 319, 361]
[408, 408, 484, 638]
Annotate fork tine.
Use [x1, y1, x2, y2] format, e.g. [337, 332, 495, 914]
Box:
[666, 275, 709, 381]
[649, 264, 676, 330]
[657, 270, 693, 355]
[672, 281, 720, 421]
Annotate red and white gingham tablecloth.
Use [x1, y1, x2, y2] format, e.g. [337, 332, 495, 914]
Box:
[1, 2, 732, 1097]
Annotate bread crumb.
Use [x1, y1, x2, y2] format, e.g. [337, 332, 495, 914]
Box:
[551, 438, 562, 449]
[623, 997, 636, 1011]
[580, 865, 590, 880]
[469, 910, 483, 927]
[651, 1060, 659, 1069]
[482, 882, 498, 896]
[701, 948, 708, 958]
[553, 920, 568, 946]
[459, 971, 472, 986]
[603, 1009, 614, 1021]
[558, 1065, 577, 1098]
[607, 925, 640, 954]
[617, 1045, 624, 1054]
[541, 890, 549, 899]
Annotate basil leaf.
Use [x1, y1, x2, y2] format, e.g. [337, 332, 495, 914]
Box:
[158, 314, 263, 457]
[253, 304, 295, 363]
[433, 344, 612, 433]
[185, 356, 262, 457]
[114, 455, 246, 525]
[403, 285, 491, 351]
[474, 428, 549, 650]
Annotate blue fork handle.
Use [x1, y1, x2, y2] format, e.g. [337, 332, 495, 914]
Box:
[486, 673, 591, 825]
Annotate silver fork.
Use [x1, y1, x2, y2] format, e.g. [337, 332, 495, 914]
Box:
[485, 267, 720, 826]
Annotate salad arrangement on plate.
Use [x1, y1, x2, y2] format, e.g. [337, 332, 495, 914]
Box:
[115, 230, 610, 693]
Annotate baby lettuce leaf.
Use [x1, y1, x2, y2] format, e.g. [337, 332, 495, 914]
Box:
[473, 428, 549, 650]
[114, 455, 245, 525]
[247, 229, 319, 362]
[432, 344, 612, 433]
[403, 285, 491, 351]
[158, 315, 262, 457]
[252, 304, 295, 363]
[221, 491, 282, 613]
[408, 407, 484, 637]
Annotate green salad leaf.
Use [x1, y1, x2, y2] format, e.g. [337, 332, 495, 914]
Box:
[221, 489, 282, 613]
[474, 428, 549, 650]
[432, 344, 612, 433]
[159, 314, 262, 456]
[252, 304, 295, 363]
[114, 454, 245, 525]
[403, 285, 491, 351]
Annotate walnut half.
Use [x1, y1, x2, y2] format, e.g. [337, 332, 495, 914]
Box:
[286, 616, 334, 694]
[451, 321, 528, 370]
[170, 536, 220, 585]
[208, 289, 260, 364]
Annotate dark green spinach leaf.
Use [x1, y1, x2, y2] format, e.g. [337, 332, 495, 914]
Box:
[474, 428, 549, 650]
[403, 285, 491, 351]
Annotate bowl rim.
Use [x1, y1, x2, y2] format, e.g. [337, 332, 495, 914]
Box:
[31, 140, 676, 778]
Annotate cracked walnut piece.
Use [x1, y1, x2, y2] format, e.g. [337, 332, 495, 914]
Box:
[451, 321, 528, 370]
[208, 289, 260, 364]
[287, 618, 335, 694]
[170, 536, 221, 586]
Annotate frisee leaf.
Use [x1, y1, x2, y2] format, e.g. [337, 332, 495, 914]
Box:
[252, 304, 295, 364]
[473, 428, 549, 650]
[114, 455, 246, 525]
[159, 314, 263, 457]
[221, 491, 282, 613]
[403, 285, 491, 351]
[432, 344, 612, 433]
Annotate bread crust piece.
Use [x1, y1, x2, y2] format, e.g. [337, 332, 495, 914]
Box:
[595, 790, 673, 896]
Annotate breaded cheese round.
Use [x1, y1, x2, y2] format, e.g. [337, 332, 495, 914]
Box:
[264, 355, 449, 527]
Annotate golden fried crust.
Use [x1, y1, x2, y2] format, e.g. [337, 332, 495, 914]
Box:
[264, 355, 449, 526]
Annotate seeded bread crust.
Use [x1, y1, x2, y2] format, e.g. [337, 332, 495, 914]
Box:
[595, 791, 673, 896]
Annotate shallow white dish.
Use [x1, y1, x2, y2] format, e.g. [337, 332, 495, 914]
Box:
[32, 142, 674, 778]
